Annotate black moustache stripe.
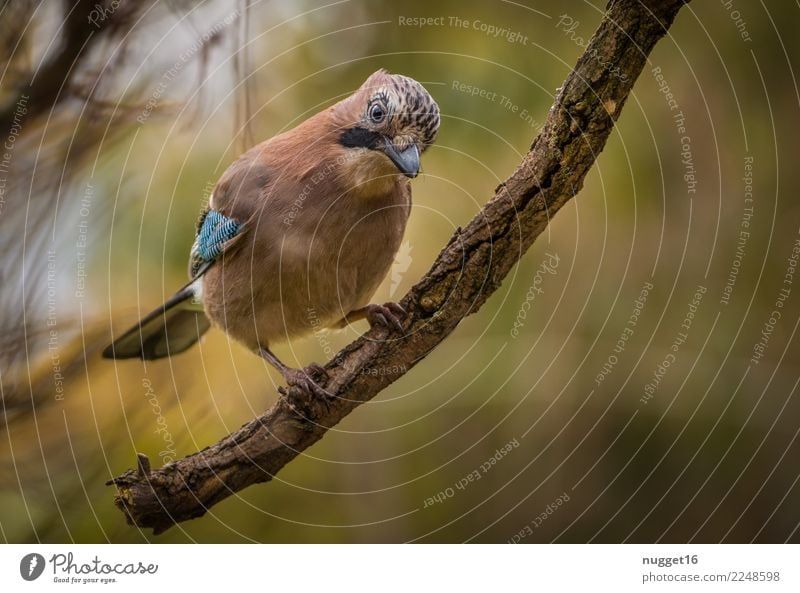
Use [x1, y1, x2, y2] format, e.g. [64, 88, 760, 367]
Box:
[339, 127, 383, 149]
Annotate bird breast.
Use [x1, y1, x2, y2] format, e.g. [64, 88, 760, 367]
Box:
[339, 147, 401, 199]
[202, 170, 411, 349]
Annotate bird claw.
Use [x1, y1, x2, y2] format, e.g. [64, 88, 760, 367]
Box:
[281, 364, 329, 400]
[305, 362, 327, 379]
[366, 302, 406, 332]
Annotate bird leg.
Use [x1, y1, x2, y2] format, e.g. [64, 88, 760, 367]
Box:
[342, 302, 406, 332]
[257, 346, 328, 399]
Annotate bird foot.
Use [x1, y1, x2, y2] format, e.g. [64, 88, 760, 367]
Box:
[277, 363, 329, 399]
[365, 302, 406, 332]
[259, 347, 330, 400]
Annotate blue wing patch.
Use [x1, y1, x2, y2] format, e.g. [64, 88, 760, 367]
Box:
[189, 209, 242, 278]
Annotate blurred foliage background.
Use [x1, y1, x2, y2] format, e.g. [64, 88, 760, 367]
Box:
[1, 0, 799, 543]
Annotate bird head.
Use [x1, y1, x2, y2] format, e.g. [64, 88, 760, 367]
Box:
[335, 70, 440, 179]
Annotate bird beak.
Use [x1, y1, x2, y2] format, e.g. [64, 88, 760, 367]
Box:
[381, 139, 420, 178]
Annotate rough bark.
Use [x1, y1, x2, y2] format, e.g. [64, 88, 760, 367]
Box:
[108, 0, 690, 534]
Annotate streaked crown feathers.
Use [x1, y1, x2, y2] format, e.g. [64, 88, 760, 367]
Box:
[337, 69, 440, 151]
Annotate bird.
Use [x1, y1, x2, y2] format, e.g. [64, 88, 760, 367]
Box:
[103, 69, 440, 397]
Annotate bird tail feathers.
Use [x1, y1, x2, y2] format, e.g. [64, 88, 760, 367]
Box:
[102, 282, 211, 361]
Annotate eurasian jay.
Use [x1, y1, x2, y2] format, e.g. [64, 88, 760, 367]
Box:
[103, 70, 440, 396]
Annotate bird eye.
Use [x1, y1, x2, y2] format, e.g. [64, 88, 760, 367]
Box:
[369, 103, 385, 124]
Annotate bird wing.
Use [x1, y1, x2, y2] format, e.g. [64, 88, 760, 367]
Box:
[186, 151, 273, 279]
[188, 207, 244, 278]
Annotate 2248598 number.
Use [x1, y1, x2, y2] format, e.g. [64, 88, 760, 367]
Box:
[729, 572, 780, 582]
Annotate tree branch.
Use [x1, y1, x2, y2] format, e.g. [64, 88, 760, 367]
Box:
[108, 0, 690, 534]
